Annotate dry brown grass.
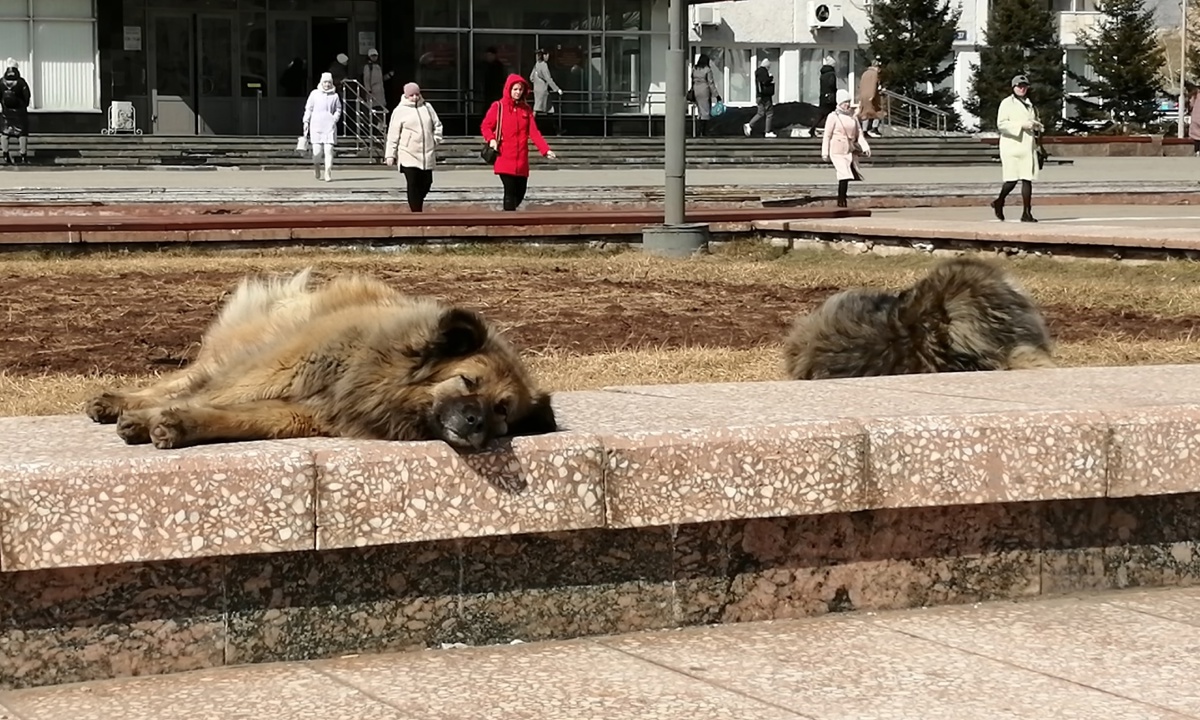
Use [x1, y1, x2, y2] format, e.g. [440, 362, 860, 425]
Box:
[7, 338, 1199, 418]
[6, 242, 1200, 316]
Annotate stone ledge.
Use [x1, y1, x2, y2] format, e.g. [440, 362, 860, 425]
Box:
[4, 365, 1200, 573]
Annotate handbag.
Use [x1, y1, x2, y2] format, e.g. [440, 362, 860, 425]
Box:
[711, 100, 726, 117]
[480, 101, 502, 165]
[295, 135, 308, 152]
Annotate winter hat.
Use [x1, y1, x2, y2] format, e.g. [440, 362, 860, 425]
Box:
[336, 53, 349, 64]
[403, 82, 421, 96]
[823, 55, 836, 67]
[760, 58, 771, 68]
[3, 57, 15, 69]
[836, 89, 852, 104]
[319, 72, 334, 84]
[367, 48, 379, 57]
[1011, 74, 1030, 87]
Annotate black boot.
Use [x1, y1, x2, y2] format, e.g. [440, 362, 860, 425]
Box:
[990, 198, 1005, 221]
[1020, 212, 1038, 223]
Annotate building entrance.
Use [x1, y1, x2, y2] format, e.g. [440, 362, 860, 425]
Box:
[149, 12, 239, 135]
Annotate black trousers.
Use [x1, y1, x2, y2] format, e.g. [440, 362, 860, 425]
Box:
[499, 173, 528, 211]
[400, 166, 434, 212]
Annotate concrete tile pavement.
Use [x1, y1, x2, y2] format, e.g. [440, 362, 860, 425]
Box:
[4, 586, 1200, 720]
[0, 156, 1197, 192]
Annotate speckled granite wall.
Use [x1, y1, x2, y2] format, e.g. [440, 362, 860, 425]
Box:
[3, 492, 1199, 691]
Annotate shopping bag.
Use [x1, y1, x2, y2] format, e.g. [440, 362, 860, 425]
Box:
[295, 136, 308, 152]
[711, 100, 726, 117]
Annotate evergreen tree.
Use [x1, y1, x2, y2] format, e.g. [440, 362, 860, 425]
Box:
[964, 0, 1064, 133]
[1066, 0, 1166, 130]
[866, 0, 964, 122]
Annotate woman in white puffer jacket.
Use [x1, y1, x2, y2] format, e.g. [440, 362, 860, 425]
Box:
[384, 82, 444, 212]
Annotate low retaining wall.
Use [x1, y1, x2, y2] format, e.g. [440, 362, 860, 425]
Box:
[3, 365, 1200, 689]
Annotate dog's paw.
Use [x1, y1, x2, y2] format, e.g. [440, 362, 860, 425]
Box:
[148, 409, 191, 450]
[86, 392, 125, 424]
[115, 410, 152, 445]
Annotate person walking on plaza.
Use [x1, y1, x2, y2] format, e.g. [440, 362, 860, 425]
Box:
[743, 58, 776, 138]
[303, 72, 342, 182]
[858, 57, 883, 138]
[1, 58, 31, 165]
[821, 89, 871, 207]
[689, 53, 720, 137]
[481, 74, 557, 211]
[385, 82, 444, 213]
[530, 49, 563, 115]
[992, 74, 1043, 223]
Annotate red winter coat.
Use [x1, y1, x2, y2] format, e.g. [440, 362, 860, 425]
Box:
[480, 74, 550, 178]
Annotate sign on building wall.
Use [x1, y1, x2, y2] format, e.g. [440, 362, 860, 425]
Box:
[358, 31, 376, 56]
[123, 26, 142, 52]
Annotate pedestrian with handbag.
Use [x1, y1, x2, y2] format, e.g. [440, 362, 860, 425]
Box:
[480, 74, 557, 211]
[385, 82, 443, 212]
[821, 89, 871, 207]
[302, 72, 342, 182]
[992, 74, 1044, 223]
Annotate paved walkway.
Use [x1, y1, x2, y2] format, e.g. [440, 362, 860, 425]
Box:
[3, 587, 1200, 719]
[880, 204, 1200, 229]
[0, 156, 1197, 191]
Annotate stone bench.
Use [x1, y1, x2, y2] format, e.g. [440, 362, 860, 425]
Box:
[3, 364, 1200, 690]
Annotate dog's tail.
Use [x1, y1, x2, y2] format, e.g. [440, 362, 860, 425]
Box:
[900, 257, 1055, 370]
[214, 267, 315, 329]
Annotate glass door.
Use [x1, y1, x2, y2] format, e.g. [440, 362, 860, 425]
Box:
[150, 13, 195, 134]
[197, 14, 237, 135]
[271, 16, 311, 136]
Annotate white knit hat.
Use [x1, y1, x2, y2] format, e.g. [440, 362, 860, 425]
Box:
[836, 89, 852, 104]
[4, 57, 15, 70]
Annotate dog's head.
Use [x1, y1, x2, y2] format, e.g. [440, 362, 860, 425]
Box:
[417, 307, 557, 450]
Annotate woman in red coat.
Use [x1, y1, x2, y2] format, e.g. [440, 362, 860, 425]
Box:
[481, 73, 557, 211]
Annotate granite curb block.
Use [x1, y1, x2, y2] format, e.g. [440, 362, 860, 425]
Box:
[4, 369, 1200, 573]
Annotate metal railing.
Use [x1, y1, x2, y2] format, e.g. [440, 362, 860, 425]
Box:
[339, 79, 388, 160]
[880, 88, 951, 136]
[393, 86, 700, 137]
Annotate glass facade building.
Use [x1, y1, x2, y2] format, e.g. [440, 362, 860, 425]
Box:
[11, 0, 669, 136]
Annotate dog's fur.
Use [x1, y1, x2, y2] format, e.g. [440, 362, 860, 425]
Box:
[783, 257, 1056, 380]
[86, 268, 557, 450]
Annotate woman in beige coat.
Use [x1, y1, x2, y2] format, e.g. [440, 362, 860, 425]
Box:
[991, 74, 1043, 223]
[384, 82, 443, 212]
[821, 89, 871, 207]
[857, 58, 882, 137]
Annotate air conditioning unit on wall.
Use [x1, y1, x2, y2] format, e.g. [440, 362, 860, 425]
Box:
[694, 6, 721, 25]
[807, 0, 844, 28]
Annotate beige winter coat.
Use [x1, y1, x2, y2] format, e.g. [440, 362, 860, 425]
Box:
[997, 94, 1040, 182]
[822, 109, 871, 181]
[857, 66, 882, 120]
[384, 97, 443, 171]
[362, 62, 387, 108]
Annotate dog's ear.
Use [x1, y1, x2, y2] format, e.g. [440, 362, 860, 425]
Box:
[430, 308, 489, 358]
[509, 391, 557, 437]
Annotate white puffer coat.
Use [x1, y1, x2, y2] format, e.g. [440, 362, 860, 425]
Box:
[384, 97, 443, 171]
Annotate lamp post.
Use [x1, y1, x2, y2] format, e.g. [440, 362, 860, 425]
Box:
[641, 0, 711, 258]
[1181, 0, 1190, 139]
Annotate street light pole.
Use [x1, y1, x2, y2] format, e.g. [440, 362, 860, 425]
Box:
[641, 0, 711, 258]
[1181, 0, 1190, 139]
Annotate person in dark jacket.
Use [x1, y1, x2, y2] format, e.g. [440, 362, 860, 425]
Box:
[0, 58, 31, 165]
[743, 58, 776, 138]
[802, 56, 838, 138]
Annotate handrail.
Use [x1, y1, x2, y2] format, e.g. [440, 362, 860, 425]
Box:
[880, 88, 950, 136]
[339, 79, 387, 160]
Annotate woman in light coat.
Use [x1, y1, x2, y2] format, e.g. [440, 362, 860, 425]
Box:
[385, 82, 444, 212]
[530, 49, 562, 114]
[302, 72, 342, 182]
[821, 89, 871, 207]
[689, 53, 720, 137]
[992, 74, 1043, 222]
